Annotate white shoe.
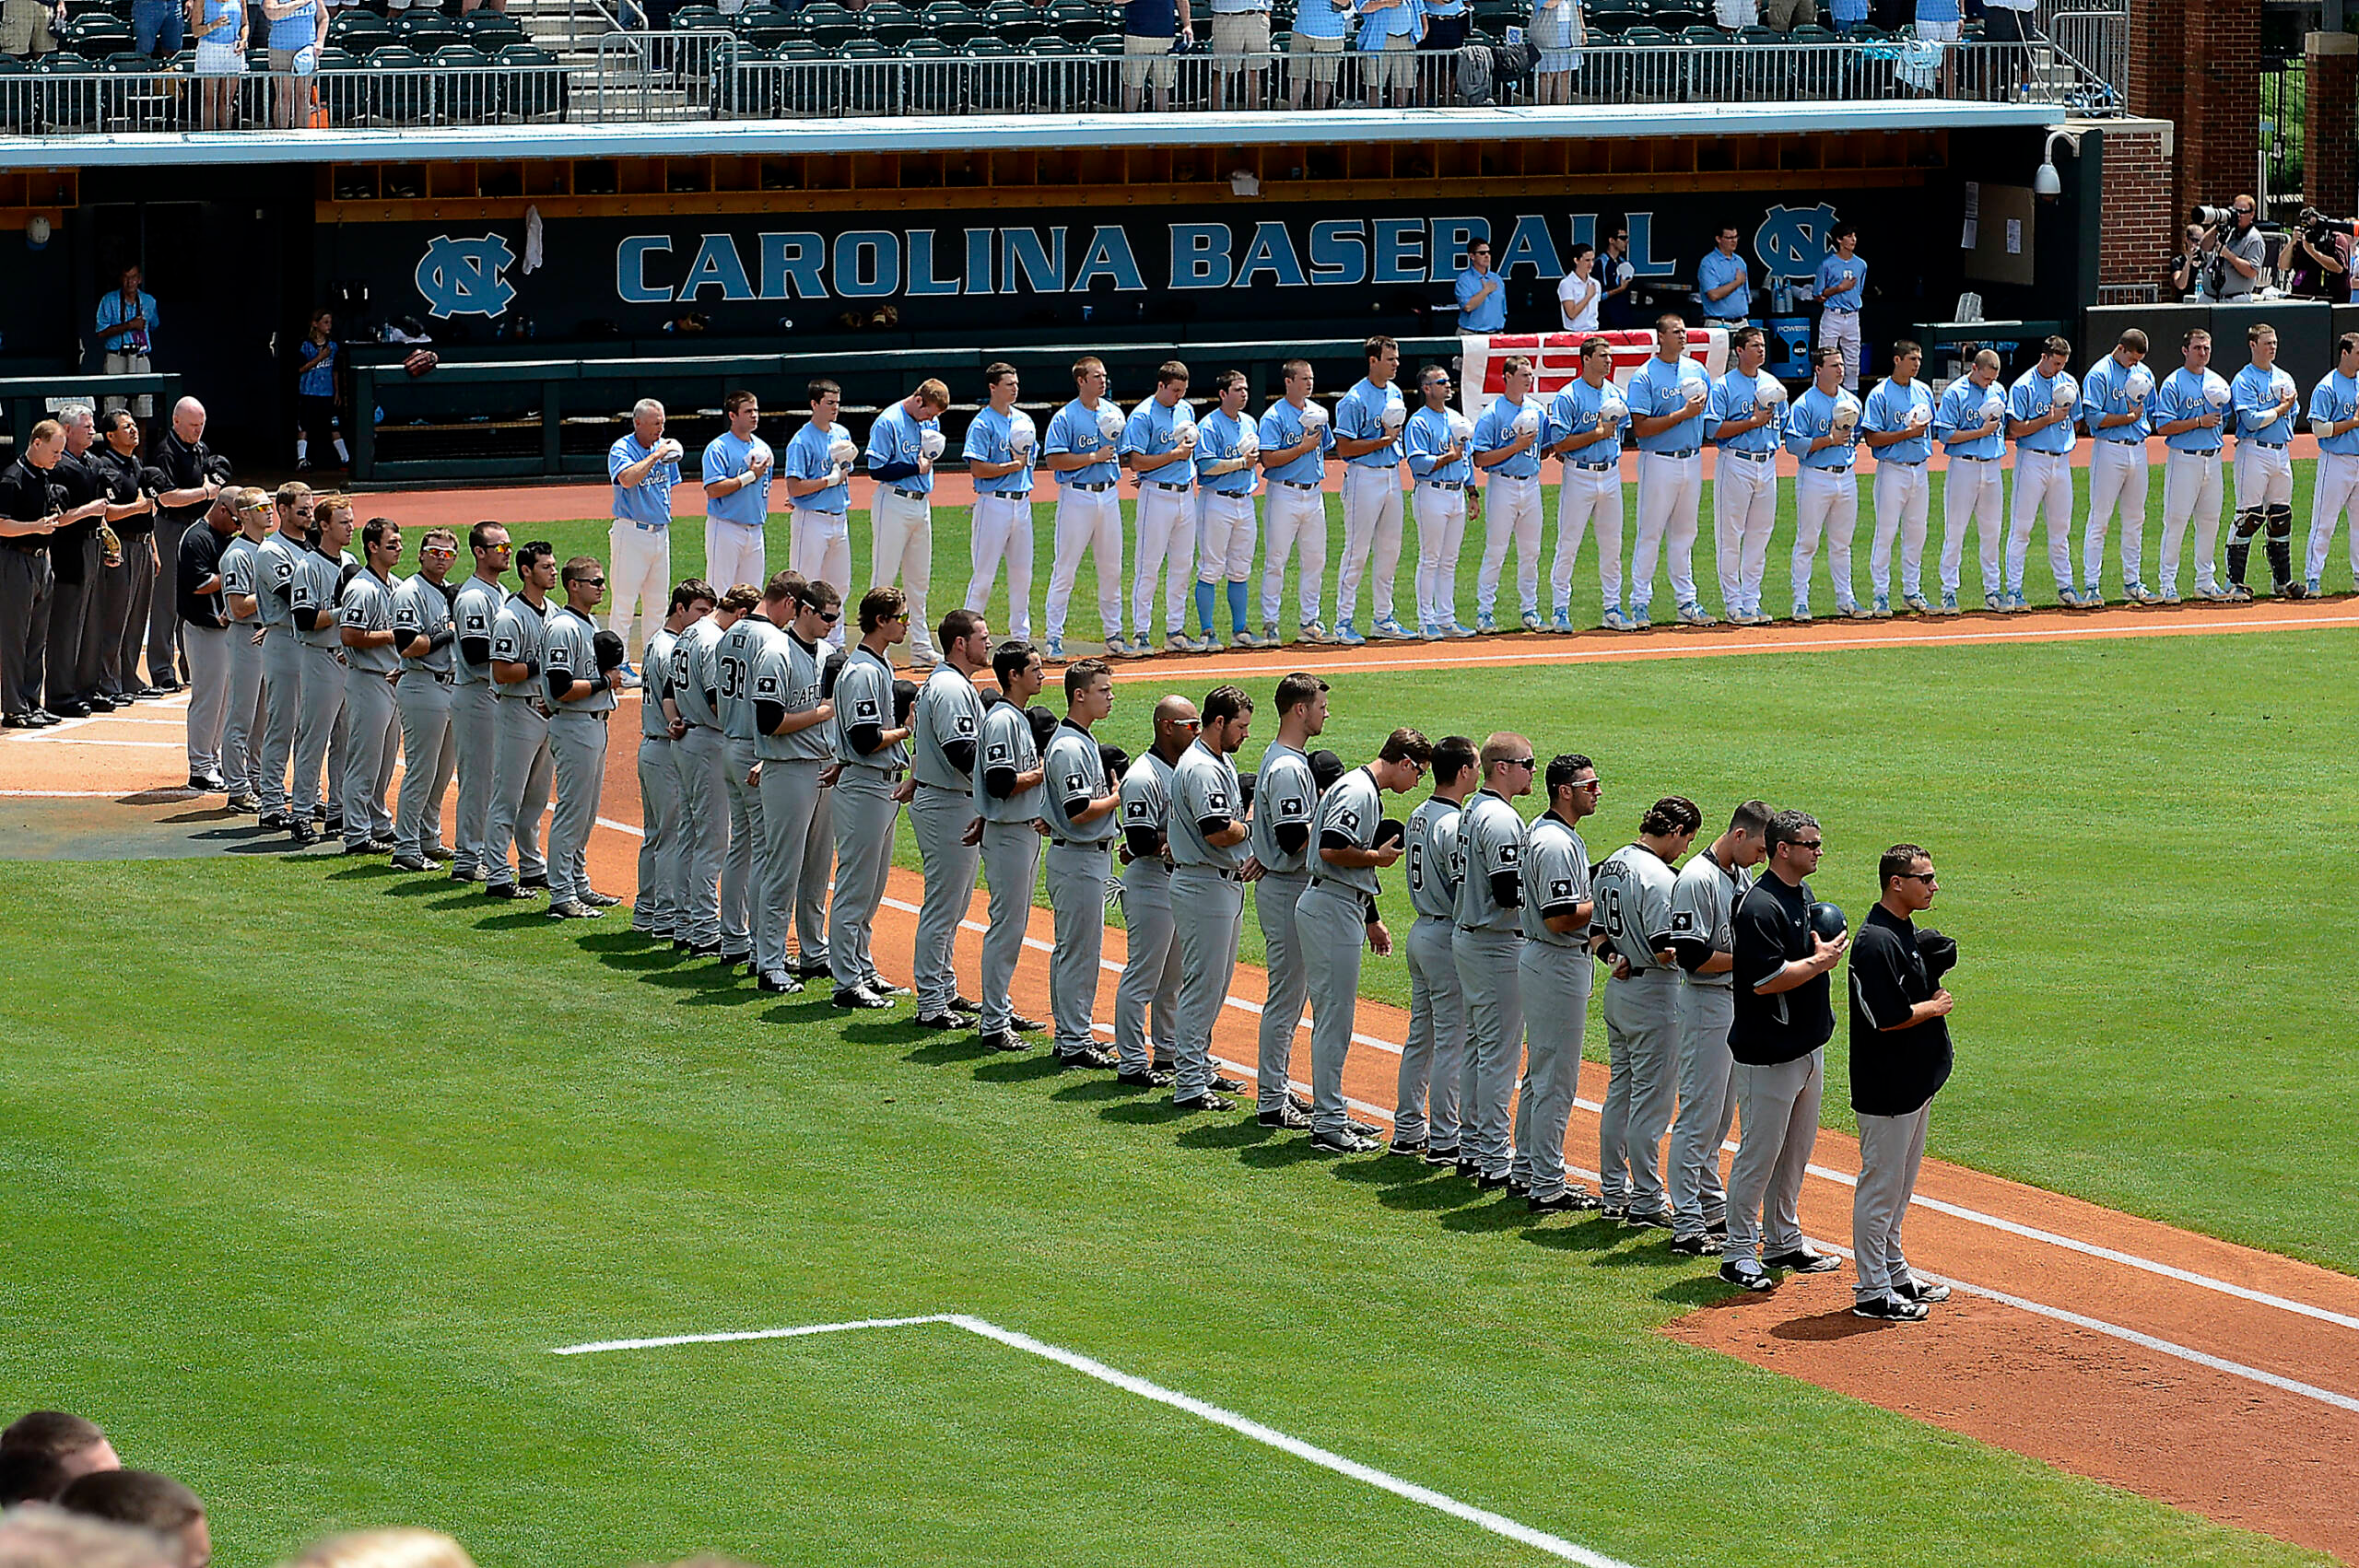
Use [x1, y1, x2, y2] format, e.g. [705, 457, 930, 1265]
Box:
[1297, 621, 1332, 644]
[1164, 633, 1194, 654]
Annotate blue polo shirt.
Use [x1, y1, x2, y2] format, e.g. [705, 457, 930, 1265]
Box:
[867, 404, 938, 496]
[784, 418, 851, 512]
[1471, 394, 1543, 478]
[1291, 0, 1349, 36]
[1933, 377, 2006, 461]
[1121, 395, 1197, 486]
[1816, 252, 1867, 311]
[2008, 368, 2080, 456]
[1335, 377, 1405, 469]
[1402, 406, 1473, 486]
[1043, 398, 1122, 490]
[702, 429, 774, 528]
[1547, 378, 1624, 466]
[1697, 249, 1751, 321]
[1454, 266, 1507, 333]
[2078, 355, 2153, 443]
[608, 433, 679, 526]
[2310, 369, 2359, 456]
[2230, 363, 2295, 444]
[1194, 407, 1259, 496]
[1356, 0, 1416, 43]
[1627, 355, 1708, 455]
[1706, 369, 1780, 455]
[1785, 386, 1860, 470]
[964, 404, 1036, 497]
[1861, 376, 1933, 464]
[1258, 400, 1332, 487]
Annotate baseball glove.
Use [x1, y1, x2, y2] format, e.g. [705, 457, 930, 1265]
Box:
[593, 628, 627, 674]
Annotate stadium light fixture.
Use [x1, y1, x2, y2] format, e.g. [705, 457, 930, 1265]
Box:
[2033, 129, 2082, 198]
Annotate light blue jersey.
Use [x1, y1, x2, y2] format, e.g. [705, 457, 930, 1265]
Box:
[2152, 368, 2228, 454]
[1547, 378, 1625, 465]
[784, 419, 851, 512]
[1815, 251, 1867, 311]
[1471, 394, 1544, 477]
[1403, 405, 1473, 485]
[2078, 354, 2154, 443]
[1043, 397, 1123, 489]
[1335, 376, 1406, 468]
[867, 403, 940, 495]
[1785, 385, 1861, 469]
[2009, 367, 2080, 456]
[1121, 395, 1198, 485]
[701, 429, 773, 527]
[1933, 377, 2006, 461]
[2310, 369, 2359, 457]
[1627, 355, 1708, 455]
[1706, 369, 1780, 455]
[964, 404, 1037, 496]
[607, 433, 679, 525]
[1861, 376, 1934, 463]
[1258, 399, 1334, 486]
[1194, 407, 1259, 496]
[2230, 363, 2297, 444]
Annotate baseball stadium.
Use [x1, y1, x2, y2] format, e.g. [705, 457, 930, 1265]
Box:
[5, 0, 2357, 1565]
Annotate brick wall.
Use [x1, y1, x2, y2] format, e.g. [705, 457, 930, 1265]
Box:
[2098, 127, 2175, 287]
[2306, 33, 2356, 216]
[2129, 0, 2260, 225]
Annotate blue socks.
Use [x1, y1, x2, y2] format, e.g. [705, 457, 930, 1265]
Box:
[1195, 579, 1216, 635]
[1226, 579, 1250, 634]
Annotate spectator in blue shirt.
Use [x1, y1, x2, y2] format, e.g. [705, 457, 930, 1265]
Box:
[1697, 226, 1752, 324]
[1121, 0, 1191, 111]
[96, 265, 158, 420]
[291, 308, 346, 472]
[1355, 0, 1421, 108]
[1454, 240, 1507, 333]
[1288, 0, 1352, 107]
[261, 0, 325, 129]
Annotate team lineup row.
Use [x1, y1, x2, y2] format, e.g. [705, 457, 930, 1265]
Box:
[592, 322, 2359, 673]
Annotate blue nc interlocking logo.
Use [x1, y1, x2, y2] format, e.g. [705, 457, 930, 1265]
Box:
[1753, 204, 1840, 283]
[415, 233, 517, 320]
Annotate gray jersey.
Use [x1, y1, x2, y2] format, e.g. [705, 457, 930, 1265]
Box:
[976, 700, 1042, 824]
[1452, 790, 1526, 931]
[833, 646, 910, 773]
[546, 605, 616, 713]
[1404, 794, 1463, 920]
[337, 568, 401, 675]
[911, 664, 982, 790]
[1040, 724, 1115, 843]
[452, 576, 506, 686]
[1591, 843, 1680, 973]
[221, 535, 263, 619]
[392, 573, 454, 676]
[714, 614, 778, 743]
[670, 617, 723, 729]
[489, 595, 551, 701]
[1168, 739, 1245, 870]
[1310, 766, 1383, 898]
[254, 535, 303, 628]
[290, 548, 346, 649]
[749, 630, 831, 762]
[1119, 749, 1175, 890]
[1520, 813, 1592, 947]
[1669, 849, 1752, 989]
[641, 625, 680, 740]
[1248, 743, 1318, 874]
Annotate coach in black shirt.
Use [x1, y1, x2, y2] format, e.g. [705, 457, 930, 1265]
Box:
[41, 406, 120, 718]
[88, 410, 162, 702]
[1847, 842, 1957, 1321]
[1717, 807, 1848, 1291]
[147, 397, 225, 693]
[0, 420, 66, 727]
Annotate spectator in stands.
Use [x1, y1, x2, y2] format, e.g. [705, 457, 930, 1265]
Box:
[56, 1472, 207, 1568]
[131, 0, 183, 56]
[192, 0, 247, 127]
[96, 267, 158, 421]
[0, 421, 66, 730]
[1825, 0, 1866, 33]
[292, 309, 347, 471]
[461, 0, 507, 14]
[1286, 0, 1348, 109]
[1759, 0, 1813, 29]
[1418, 0, 1468, 97]
[1528, 0, 1579, 101]
[2212, 196, 2268, 300]
[1, 1413, 120, 1492]
[1978, 0, 2033, 43]
[1207, 0, 1270, 109]
[0, 1505, 176, 1568]
[1355, 0, 1421, 110]
[262, 0, 326, 129]
[285, 1530, 476, 1568]
[2277, 226, 2348, 302]
[0, 0, 58, 56]
[1120, 0, 1189, 112]
[1912, 0, 1959, 41]
[1599, 223, 1640, 329]
[1698, 224, 1752, 328]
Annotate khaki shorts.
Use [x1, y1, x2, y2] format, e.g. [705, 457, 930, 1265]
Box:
[1209, 8, 1270, 63]
[1121, 30, 1176, 90]
[1368, 28, 1416, 89]
[1290, 27, 1344, 85]
[0, 0, 56, 55]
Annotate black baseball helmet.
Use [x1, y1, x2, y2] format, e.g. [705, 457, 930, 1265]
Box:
[1808, 901, 1848, 942]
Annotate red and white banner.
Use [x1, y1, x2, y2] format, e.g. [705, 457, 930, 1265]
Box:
[1459, 329, 1730, 416]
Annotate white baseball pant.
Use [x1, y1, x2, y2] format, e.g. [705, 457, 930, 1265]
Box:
[2306, 451, 2359, 582]
[1197, 490, 1256, 583]
[1713, 450, 1777, 617]
[1869, 459, 1931, 600]
[704, 518, 767, 597]
[1819, 310, 1862, 391]
[1941, 456, 2004, 598]
[1045, 486, 1124, 646]
[1337, 463, 1403, 626]
[2232, 440, 2294, 514]
[1475, 472, 1542, 619]
[870, 487, 937, 662]
[2083, 439, 2149, 591]
[1133, 483, 1197, 638]
[1259, 480, 1328, 630]
[2007, 448, 2075, 596]
[1552, 462, 1625, 615]
[1791, 466, 1859, 611]
[789, 507, 851, 648]
[606, 521, 671, 659]
[965, 493, 1035, 642]
[2159, 450, 2224, 594]
[1410, 484, 1468, 629]
[1634, 451, 1703, 611]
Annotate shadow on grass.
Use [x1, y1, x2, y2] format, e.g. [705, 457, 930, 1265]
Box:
[325, 862, 401, 882]
[1332, 1153, 1439, 1188]
[1520, 1215, 1645, 1255]
[1438, 1193, 1543, 1235]
[1173, 1116, 1275, 1153]
[905, 1033, 994, 1066]
[1098, 1098, 1200, 1127]
[381, 874, 460, 898]
[1656, 1275, 1745, 1308]
[1047, 1077, 1141, 1105]
[972, 1052, 1066, 1085]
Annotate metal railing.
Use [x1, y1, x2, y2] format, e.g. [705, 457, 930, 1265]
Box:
[0, 34, 2116, 136]
[2041, 0, 2126, 102]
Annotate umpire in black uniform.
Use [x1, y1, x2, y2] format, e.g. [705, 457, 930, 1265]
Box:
[1847, 841, 1957, 1322]
[0, 420, 67, 728]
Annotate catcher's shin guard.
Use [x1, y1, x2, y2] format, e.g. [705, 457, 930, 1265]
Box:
[2266, 505, 2296, 593]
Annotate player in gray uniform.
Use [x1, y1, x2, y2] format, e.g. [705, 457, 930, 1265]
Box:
[1167, 684, 1258, 1109]
[747, 575, 837, 990]
[1452, 733, 1535, 1185]
[1590, 796, 1701, 1225]
[334, 517, 404, 852]
[828, 585, 917, 1008]
[1039, 658, 1123, 1066]
[1510, 755, 1601, 1210]
[1297, 728, 1429, 1152]
[1248, 673, 1327, 1128]
[216, 491, 273, 811]
[909, 608, 991, 1028]
[716, 574, 791, 965]
[634, 578, 716, 942]
[482, 540, 557, 897]
[317, 497, 361, 837]
[447, 522, 513, 883]
[252, 490, 313, 830]
[286, 500, 354, 843]
[388, 528, 462, 872]
[1664, 799, 1770, 1255]
[670, 586, 748, 953]
[974, 641, 1050, 1051]
[541, 556, 625, 918]
[1393, 734, 1475, 1160]
[1113, 696, 1198, 1085]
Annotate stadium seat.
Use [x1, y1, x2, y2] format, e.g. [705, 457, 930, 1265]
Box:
[0, 54, 30, 132]
[1469, 0, 1519, 29]
[670, 3, 726, 26]
[769, 36, 828, 111]
[493, 39, 565, 117]
[861, 0, 920, 44]
[393, 13, 460, 51]
[457, 11, 524, 44]
[317, 45, 372, 124]
[1647, 1, 1707, 30]
[61, 16, 131, 53]
[430, 41, 495, 121]
[364, 41, 435, 123]
[1584, 0, 1641, 34]
[98, 49, 170, 129]
[735, 5, 799, 45]
[980, 0, 1032, 38]
[1044, 0, 1097, 45]
[32, 52, 100, 132]
[960, 34, 1028, 109]
[922, 1, 984, 45]
[329, 10, 393, 46]
[1790, 22, 1835, 39]
[902, 32, 957, 110]
[835, 33, 894, 111]
[798, 1, 859, 47]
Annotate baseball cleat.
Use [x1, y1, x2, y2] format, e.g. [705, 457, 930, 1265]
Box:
[2306, 577, 2324, 598]
[1871, 594, 1893, 618]
[546, 899, 603, 919]
[1550, 608, 1573, 632]
[2196, 582, 2231, 601]
[1762, 1246, 1845, 1273]
[1262, 622, 1283, 646]
[1601, 607, 1633, 631]
[1050, 1047, 1119, 1070]
[581, 890, 621, 907]
[389, 855, 428, 872]
[1370, 615, 1417, 640]
[2125, 580, 2156, 604]
[2226, 582, 2254, 602]
[1297, 621, 1332, 644]
[1474, 611, 1496, 634]
[1937, 591, 1958, 615]
[1446, 620, 1478, 638]
[1903, 592, 1931, 614]
[2160, 588, 2183, 603]
[1189, 633, 1223, 654]
[1171, 1090, 1234, 1112]
[1257, 1103, 1312, 1130]
[1114, 1068, 1174, 1088]
[1332, 620, 1367, 646]
[1101, 635, 1131, 658]
[2006, 591, 2031, 613]
[757, 973, 806, 995]
[1852, 1294, 1930, 1321]
[1984, 591, 2006, 612]
[1629, 603, 1653, 630]
[1668, 1233, 1723, 1256]
[1165, 632, 1195, 654]
[1676, 601, 1717, 626]
[1521, 609, 1544, 632]
[1212, 1072, 1252, 1094]
[1790, 603, 1813, 623]
[1837, 600, 1869, 619]
[2057, 586, 2087, 609]
[977, 1029, 1028, 1052]
[831, 986, 891, 1010]
[1719, 1260, 1778, 1292]
[1045, 636, 1066, 661]
[1624, 1207, 1676, 1231]
[1231, 628, 1265, 649]
[1898, 1277, 1952, 1304]
[1420, 621, 1444, 641]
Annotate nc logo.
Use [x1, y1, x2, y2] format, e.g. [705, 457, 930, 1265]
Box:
[1753, 204, 1840, 283]
[415, 233, 517, 320]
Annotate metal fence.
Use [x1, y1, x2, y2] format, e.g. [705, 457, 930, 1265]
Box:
[2041, 0, 2126, 103]
[0, 34, 2117, 135]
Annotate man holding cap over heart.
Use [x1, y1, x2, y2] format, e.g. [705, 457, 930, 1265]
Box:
[866, 380, 952, 669]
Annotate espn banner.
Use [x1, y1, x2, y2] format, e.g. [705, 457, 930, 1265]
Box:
[1458, 329, 1730, 417]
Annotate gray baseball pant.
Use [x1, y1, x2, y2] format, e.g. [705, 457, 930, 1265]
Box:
[722, 737, 766, 953]
[1667, 983, 1738, 1241]
[979, 820, 1041, 1037]
[147, 514, 186, 685]
[327, 686, 349, 822]
[257, 627, 302, 815]
[44, 542, 95, 707]
[756, 757, 830, 975]
[1511, 942, 1591, 1201]
[1451, 928, 1525, 1178]
[1168, 865, 1244, 1101]
[1116, 865, 1183, 1075]
[1253, 870, 1311, 1113]
[483, 697, 551, 888]
[546, 709, 608, 906]
[797, 778, 833, 968]
[1599, 967, 1680, 1214]
[635, 734, 682, 935]
[910, 783, 981, 1014]
[341, 670, 399, 847]
[1852, 1103, 1931, 1303]
[291, 643, 346, 822]
[1295, 883, 1367, 1139]
[1395, 914, 1464, 1149]
[393, 674, 455, 861]
[0, 550, 48, 717]
[222, 625, 265, 796]
[96, 537, 148, 696]
[674, 724, 729, 948]
[449, 681, 499, 876]
[1046, 841, 1112, 1056]
[1723, 1047, 1824, 1265]
[182, 621, 229, 780]
[827, 767, 901, 991]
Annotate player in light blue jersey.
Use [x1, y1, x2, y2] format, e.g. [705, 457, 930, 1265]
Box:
[2149, 328, 2232, 603]
[2304, 330, 2359, 594]
[1469, 354, 1548, 633]
[2226, 322, 2302, 600]
[1332, 335, 1414, 644]
[1191, 369, 1264, 649]
[1041, 354, 1131, 659]
[2075, 330, 2156, 605]
[1860, 341, 1936, 616]
[782, 378, 856, 648]
[1932, 348, 2007, 611]
[1256, 357, 1335, 644]
[963, 361, 1038, 644]
[1705, 327, 1783, 625]
[1402, 364, 1476, 638]
[1543, 336, 1630, 628]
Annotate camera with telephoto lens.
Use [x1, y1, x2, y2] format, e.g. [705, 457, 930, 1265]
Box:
[2189, 204, 2238, 229]
[2299, 207, 2356, 249]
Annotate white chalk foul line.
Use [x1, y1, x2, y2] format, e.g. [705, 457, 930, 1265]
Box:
[551, 1312, 1637, 1568]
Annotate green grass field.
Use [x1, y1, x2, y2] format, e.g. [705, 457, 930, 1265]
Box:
[6, 605, 2353, 1566]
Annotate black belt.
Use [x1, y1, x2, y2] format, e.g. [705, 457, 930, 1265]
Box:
[1954, 454, 1998, 462]
[3, 539, 44, 554]
[1146, 479, 1191, 492]
[1067, 480, 1113, 493]
[1277, 478, 1320, 490]
[1456, 922, 1520, 936]
[1419, 479, 1465, 491]
[1723, 448, 1773, 462]
[2172, 447, 2223, 456]
[1649, 449, 1699, 460]
[2251, 439, 2288, 450]
[1883, 458, 1926, 467]
[1182, 865, 1239, 881]
[1050, 837, 1110, 850]
[1804, 463, 1855, 474]
[1567, 458, 1616, 473]
[887, 486, 929, 499]
[115, 523, 153, 538]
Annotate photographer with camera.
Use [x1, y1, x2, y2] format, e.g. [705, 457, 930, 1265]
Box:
[2278, 211, 2352, 303]
[2191, 198, 2269, 301]
[2171, 223, 2219, 302]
